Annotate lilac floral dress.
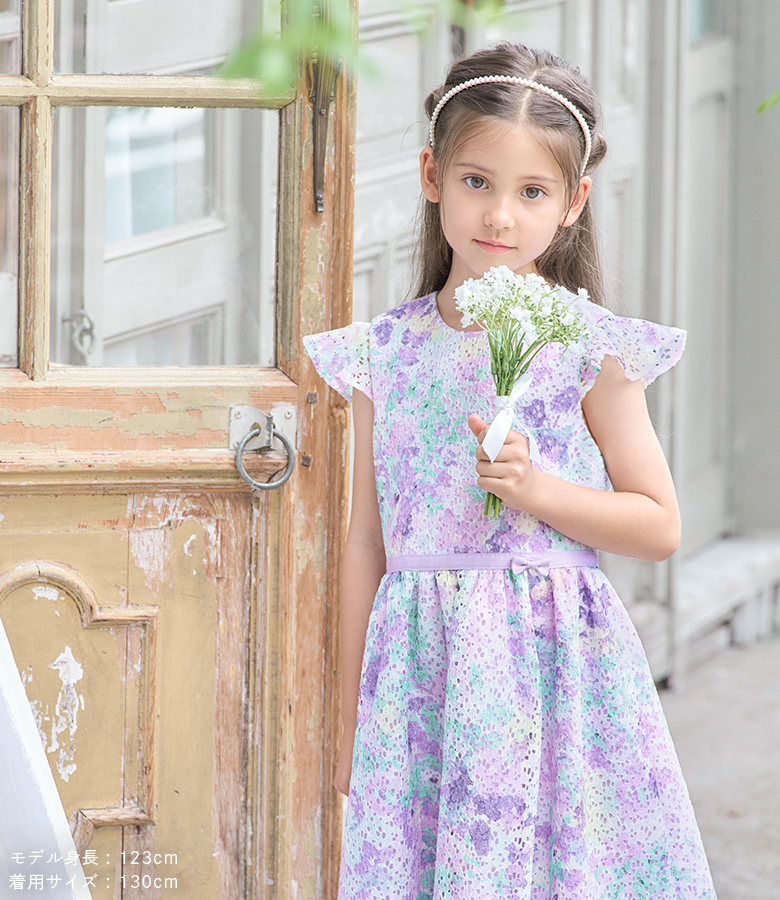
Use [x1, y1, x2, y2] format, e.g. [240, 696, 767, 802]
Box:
[303, 292, 716, 900]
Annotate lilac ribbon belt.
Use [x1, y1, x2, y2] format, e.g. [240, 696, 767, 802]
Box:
[385, 550, 598, 577]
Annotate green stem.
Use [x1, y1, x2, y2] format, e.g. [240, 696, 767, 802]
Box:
[484, 490, 503, 518]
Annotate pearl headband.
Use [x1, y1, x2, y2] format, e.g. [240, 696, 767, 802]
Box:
[428, 75, 593, 177]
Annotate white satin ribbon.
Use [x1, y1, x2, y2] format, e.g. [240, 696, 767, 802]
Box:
[482, 371, 541, 465]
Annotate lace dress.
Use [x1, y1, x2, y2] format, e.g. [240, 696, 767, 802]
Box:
[303, 292, 716, 900]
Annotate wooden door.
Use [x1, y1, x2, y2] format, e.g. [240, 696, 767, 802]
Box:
[0, 0, 354, 897]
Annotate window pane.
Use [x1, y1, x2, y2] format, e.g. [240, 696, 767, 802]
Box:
[0, 106, 18, 366]
[55, 0, 278, 76]
[104, 107, 213, 243]
[51, 106, 278, 367]
[690, 0, 724, 43]
[0, 0, 21, 74]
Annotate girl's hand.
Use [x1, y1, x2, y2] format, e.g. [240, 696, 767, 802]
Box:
[334, 729, 355, 796]
[468, 414, 537, 511]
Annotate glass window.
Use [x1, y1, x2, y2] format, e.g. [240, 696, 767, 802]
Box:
[51, 106, 278, 367]
[54, 0, 276, 76]
[0, 106, 18, 366]
[104, 107, 214, 243]
[0, 0, 20, 74]
[690, 0, 724, 43]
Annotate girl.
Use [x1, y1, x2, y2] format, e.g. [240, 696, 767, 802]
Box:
[304, 43, 716, 900]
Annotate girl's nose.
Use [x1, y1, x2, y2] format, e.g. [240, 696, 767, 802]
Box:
[484, 196, 515, 230]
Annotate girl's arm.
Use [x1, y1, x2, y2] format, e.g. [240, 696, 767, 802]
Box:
[469, 355, 681, 561]
[335, 387, 386, 795]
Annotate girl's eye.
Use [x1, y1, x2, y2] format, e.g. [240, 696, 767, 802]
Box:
[522, 186, 545, 200]
[465, 176, 486, 189]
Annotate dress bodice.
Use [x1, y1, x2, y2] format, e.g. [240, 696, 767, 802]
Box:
[303, 293, 685, 559]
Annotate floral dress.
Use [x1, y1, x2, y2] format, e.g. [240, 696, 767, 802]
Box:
[303, 292, 716, 900]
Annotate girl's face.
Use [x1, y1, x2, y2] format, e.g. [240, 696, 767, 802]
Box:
[420, 119, 591, 288]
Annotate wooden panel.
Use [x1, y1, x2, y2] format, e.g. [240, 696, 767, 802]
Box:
[127, 492, 250, 898]
[18, 95, 52, 380]
[272, 42, 357, 900]
[0, 75, 293, 107]
[0, 490, 257, 897]
[0, 368, 296, 452]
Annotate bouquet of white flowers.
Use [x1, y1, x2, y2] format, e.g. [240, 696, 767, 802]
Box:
[455, 266, 590, 517]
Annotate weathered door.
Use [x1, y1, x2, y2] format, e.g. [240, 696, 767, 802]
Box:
[0, 0, 353, 897]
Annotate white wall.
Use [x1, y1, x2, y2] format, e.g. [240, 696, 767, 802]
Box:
[732, 0, 780, 530]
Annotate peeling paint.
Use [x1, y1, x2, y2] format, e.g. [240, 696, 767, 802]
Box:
[130, 528, 172, 595]
[183, 533, 196, 557]
[294, 508, 325, 577]
[22, 664, 50, 750]
[33, 584, 60, 602]
[201, 519, 220, 581]
[300, 285, 321, 331]
[314, 514, 325, 570]
[307, 703, 319, 742]
[48, 645, 85, 782]
[294, 510, 310, 576]
[29, 697, 49, 749]
[303, 808, 318, 858]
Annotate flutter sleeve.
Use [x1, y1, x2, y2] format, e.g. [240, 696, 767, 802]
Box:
[302, 321, 372, 402]
[579, 310, 686, 397]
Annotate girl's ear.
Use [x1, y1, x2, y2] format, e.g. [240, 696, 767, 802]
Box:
[561, 176, 592, 227]
[419, 147, 439, 203]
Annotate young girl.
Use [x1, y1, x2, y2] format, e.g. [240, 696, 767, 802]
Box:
[304, 42, 716, 900]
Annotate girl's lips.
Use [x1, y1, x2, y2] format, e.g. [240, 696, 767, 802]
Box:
[475, 239, 513, 254]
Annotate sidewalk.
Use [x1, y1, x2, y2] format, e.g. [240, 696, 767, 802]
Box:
[660, 637, 780, 900]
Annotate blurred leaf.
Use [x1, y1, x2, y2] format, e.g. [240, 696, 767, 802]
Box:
[221, 0, 505, 97]
[221, 0, 357, 96]
[756, 90, 780, 115]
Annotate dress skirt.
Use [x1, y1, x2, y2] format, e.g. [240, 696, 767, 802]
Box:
[339, 566, 716, 900]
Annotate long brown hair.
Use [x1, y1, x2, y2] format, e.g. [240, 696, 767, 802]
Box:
[412, 43, 608, 306]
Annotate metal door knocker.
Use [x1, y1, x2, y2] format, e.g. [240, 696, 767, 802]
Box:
[230, 406, 296, 491]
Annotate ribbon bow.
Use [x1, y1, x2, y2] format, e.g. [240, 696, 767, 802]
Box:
[481, 372, 541, 465]
[510, 555, 551, 576]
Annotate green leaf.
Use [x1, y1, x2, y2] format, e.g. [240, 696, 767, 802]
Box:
[756, 90, 780, 115]
[221, 0, 513, 98]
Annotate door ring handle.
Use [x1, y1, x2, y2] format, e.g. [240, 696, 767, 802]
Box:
[235, 427, 295, 491]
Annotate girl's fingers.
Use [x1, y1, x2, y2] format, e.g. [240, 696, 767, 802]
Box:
[469, 416, 531, 465]
[467, 414, 489, 442]
[476, 432, 531, 464]
[477, 476, 503, 494]
[476, 460, 521, 478]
